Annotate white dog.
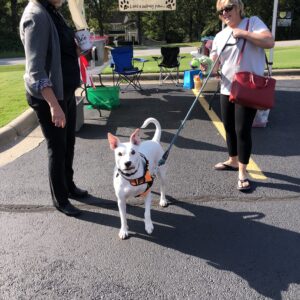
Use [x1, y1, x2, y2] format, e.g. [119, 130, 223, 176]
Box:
[108, 118, 168, 239]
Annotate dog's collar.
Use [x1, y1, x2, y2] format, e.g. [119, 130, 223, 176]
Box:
[117, 153, 154, 197]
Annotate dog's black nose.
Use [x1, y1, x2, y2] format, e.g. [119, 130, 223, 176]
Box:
[125, 161, 132, 168]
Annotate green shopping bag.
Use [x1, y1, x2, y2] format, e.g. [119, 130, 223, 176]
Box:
[86, 86, 120, 110]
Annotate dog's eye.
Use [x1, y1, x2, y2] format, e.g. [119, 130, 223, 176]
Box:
[118, 152, 122, 156]
[131, 150, 136, 155]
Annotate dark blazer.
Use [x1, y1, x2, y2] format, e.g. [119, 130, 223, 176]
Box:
[20, 0, 64, 100]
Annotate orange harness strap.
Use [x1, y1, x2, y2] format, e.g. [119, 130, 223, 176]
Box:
[128, 154, 154, 197]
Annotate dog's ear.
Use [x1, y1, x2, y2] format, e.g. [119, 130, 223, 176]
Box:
[107, 133, 119, 150]
[130, 128, 141, 145]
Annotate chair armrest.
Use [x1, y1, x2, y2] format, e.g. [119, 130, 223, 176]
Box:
[132, 57, 147, 70]
[152, 56, 162, 61]
[133, 58, 148, 63]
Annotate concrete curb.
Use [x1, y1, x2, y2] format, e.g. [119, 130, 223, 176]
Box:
[0, 108, 38, 149]
[0, 69, 300, 150]
[267, 69, 300, 76]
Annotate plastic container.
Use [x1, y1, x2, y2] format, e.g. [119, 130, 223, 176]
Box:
[92, 40, 105, 66]
[183, 70, 200, 89]
[193, 75, 202, 90]
[87, 86, 120, 110]
[75, 29, 92, 52]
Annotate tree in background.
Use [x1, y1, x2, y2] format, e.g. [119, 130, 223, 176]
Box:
[0, 0, 27, 53]
[244, 0, 274, 28]
[141, 0, 219, 43]
[85, 0, 118, 35]
[0, 0, 299, 56]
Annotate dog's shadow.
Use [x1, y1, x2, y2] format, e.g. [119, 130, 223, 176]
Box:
[77, 194, 300, 300]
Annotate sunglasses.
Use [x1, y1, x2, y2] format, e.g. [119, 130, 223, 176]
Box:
[217, 5, 235, 16]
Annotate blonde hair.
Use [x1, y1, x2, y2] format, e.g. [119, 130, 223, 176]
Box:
[216, 0, 245, 17]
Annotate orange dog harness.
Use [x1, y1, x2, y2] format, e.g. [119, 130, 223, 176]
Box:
[130, 153, 154, 197]
[118, 153, 154, 197]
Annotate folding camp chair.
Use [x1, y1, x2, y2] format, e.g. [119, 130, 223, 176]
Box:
[152, 47, 185, 86]
[110, 46, 147, 91]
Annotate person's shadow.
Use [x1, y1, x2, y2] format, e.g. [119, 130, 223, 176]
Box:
[77, 195, 300, 300]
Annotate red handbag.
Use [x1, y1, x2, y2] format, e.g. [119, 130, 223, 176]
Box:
[229, 20, 276, 110]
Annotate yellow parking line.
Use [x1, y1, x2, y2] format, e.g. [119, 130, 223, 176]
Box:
[193, 90, 267, 180]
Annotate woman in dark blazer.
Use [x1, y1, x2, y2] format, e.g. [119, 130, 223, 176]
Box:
[20, 0, 88, 216]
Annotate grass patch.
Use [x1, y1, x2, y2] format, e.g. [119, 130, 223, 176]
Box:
[267, 46, 300, 69]
[0, 64, 28, 127]
[102, 53, 193, 74]
[102, 46, 300, 74]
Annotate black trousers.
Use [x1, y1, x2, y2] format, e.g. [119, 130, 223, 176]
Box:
[27, 89, 77, 207]
[220, 94, 257, 164]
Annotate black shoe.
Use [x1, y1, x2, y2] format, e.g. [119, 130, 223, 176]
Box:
[69, 186, 88, 199]
[56, 203, 81, 217]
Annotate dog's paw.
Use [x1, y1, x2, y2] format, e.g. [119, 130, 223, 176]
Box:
[159, 198, 168, 207]
[145, 221, 154, 234]
[119, 228, 129, 240]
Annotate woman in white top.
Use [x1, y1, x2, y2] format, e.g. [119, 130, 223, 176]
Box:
[210, 0, 274, 191]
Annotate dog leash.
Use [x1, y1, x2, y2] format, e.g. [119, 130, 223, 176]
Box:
[158, 32, 235, 167]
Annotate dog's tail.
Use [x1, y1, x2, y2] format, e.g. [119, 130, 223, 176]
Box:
[141, 118, 161, 143]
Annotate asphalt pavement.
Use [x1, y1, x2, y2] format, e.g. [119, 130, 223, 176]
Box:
[1, 78, 300, 298]
[1, 80, 299, 203]
[1, 47, 300, 298]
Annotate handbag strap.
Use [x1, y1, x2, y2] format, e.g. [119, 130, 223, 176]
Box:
[236, 18, 250, 65]
[236, 17, 272, 77]
[264, 54, 272, 77]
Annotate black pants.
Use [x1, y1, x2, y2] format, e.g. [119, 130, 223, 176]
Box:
[220, 94, 257, 164]
[27, 89, 77, 207]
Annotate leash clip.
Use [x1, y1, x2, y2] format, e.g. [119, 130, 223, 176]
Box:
[152, 165, 160, 178]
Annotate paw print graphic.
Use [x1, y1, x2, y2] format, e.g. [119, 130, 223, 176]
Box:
[119, 0, 129, 10]
[165, 0, 175, 10]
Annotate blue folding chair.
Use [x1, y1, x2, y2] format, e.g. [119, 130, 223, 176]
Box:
[110, 46, 148, 91]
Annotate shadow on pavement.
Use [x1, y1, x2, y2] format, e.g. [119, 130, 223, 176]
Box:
[254, 171, 300, 193]
[252, 90, 300, 157]
[78, 195, 300, 300]
[77, 86, 225, 154]
[78, 87, 300, 157]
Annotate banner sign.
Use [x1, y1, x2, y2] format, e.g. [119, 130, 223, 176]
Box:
[119, 0, 176, 11]
[277, 19, 292, 27]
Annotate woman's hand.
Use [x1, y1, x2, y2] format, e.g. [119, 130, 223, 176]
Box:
[76, 45, 81, 57]
[199, 63, 208, 73]
[232, 28, 247, 39]
[50, 104, 66, 128]
[232, 28, 275, 49]
[41, 87, 66, 128]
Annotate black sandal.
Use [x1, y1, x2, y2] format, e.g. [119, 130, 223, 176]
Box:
[214, 162, 238, 171]
[237, 179, 251, 191]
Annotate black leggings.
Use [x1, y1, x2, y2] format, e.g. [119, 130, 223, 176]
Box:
[220, 94, 257, 164]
